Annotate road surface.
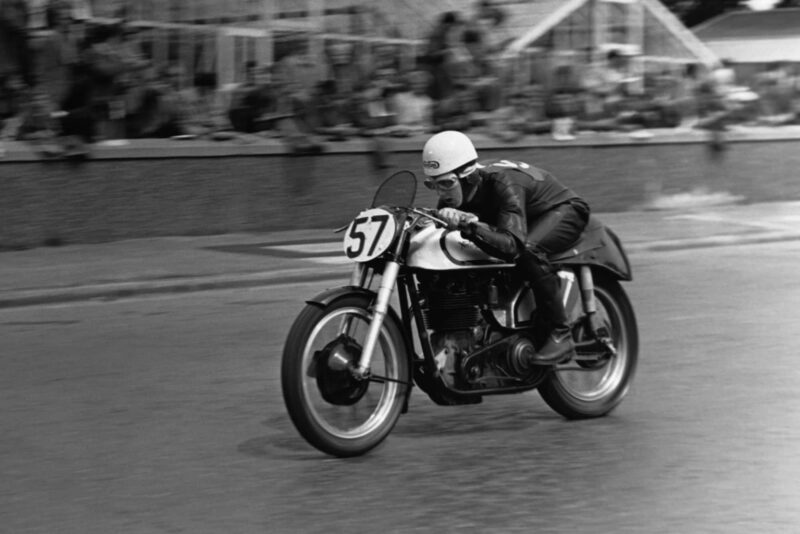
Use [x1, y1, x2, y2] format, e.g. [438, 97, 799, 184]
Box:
[2, 241, 800, 533]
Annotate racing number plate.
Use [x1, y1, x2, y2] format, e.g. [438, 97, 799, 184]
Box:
[343, 208, 397, 262]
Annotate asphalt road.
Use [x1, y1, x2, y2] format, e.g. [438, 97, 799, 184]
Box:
[2, 241, 800, 534]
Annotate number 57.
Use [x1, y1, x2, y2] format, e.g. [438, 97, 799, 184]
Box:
[345, 213, 391, 259]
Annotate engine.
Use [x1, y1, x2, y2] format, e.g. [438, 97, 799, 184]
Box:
[416, 271, 538, 390]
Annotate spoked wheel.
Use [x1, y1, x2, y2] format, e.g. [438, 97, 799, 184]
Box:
[538, 276, 638, 419]
[281, 293, 410, 457]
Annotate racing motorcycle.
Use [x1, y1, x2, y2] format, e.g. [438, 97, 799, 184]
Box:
[281, 171, 638, 457]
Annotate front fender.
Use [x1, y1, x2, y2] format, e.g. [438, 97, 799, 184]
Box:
[306, 286, 409, 341]
[306, 285, 411, 361]
[306, 285, 378, 309]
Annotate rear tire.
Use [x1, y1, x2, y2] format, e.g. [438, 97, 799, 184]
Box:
[281, 293, 410, 457]
[538, 275, 638, 418]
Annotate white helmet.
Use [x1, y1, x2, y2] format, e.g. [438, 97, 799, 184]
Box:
[421, 131, 478, 177]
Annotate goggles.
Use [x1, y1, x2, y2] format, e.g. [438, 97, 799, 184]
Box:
[424, 173, 459, 192]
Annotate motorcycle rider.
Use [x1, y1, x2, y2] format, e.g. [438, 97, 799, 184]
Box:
[422, 130, 590, 365]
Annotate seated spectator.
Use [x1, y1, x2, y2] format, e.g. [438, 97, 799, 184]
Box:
[308, 79, 358, 141]
[580, 50, 640, 121]
[126, 64, 183, 138]
[0, 73, 26, 138]
[228, 61, 263, 133]
[432, 82, 479, 131]
[484, 84, 551, 142]
[756, 62, 794, 122]
[14, 87, 66, 156]
[179, 72, 232, 137]
[351, 79, 397, 134]
[646, 68, 683, 128]
[545, 64, 582, 140]
[789, 64, 800, 125]
[389, 70, 434, 135]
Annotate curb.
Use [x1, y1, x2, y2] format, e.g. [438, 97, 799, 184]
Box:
[0, 267, 350, 309]
[625, 231, 800, 253]
[2, 232, 800, 309]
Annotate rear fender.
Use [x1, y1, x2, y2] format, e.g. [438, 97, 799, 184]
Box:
[550, 217, 633, 281]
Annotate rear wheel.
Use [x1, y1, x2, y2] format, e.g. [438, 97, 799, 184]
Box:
[281, 293, 410, 457]
[538, 276, 638, 418]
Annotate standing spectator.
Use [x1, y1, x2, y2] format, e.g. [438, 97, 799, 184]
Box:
[673, 63, 703, 129]
[34, 0, 82, 111]
[469, 0, 510, 54]
[461, 27, 502, 111]
[0, 0, 32, 87]
[270, 65, 322, 153]
[545, 64, 581, 140]
[422, 11, 465, 101]
[81, 23, 138, 140]
[324, 40, 360, 96]
[58, 61, 95, 155]
[228, 61, 260, 133]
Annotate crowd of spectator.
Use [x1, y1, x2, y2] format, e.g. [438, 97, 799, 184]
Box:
[2, 0, 800, 160]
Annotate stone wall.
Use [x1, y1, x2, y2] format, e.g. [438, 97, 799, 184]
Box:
[2, 128, 800, 249]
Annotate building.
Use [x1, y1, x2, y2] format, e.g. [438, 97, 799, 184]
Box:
[79, 0, 719, 86]
[693, 8, 800, 83]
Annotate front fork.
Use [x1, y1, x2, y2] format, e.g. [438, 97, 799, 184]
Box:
[350, 261, 401, 378]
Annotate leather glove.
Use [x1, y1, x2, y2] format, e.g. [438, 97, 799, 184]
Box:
[437, 207, 478, 229]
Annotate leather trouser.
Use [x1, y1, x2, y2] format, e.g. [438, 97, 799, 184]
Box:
[519, 202, 589, 330]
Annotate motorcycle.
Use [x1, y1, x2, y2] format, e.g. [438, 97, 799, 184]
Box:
[281, 171, 638, 457]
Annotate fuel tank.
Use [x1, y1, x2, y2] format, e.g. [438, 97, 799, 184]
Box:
[406, 223, 515, 270]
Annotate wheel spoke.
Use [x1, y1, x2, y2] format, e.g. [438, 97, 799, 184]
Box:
[300, 307, 402, 439]
[368, 374, 411, 386]
[555, 287, 628, 401]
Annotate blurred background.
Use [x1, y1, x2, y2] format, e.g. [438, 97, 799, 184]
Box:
[1, 0, 799, 154]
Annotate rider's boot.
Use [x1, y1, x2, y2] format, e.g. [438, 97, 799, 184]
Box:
[527, 271, 576, 366]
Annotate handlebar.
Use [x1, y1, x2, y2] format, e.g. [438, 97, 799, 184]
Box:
[407, 207, 450, 228]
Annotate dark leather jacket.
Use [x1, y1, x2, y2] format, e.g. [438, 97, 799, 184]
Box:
[440, 159, 585, 261]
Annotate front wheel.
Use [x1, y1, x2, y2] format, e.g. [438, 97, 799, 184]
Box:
[281, 293, 410, 457]
[538, 275, 638, 419]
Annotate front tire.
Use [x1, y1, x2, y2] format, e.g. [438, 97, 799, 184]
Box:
[281, 293, 410, 457]
[538, 275, 638, 419]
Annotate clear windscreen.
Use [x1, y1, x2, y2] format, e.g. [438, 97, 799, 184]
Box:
[371, 171, 417, 209]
